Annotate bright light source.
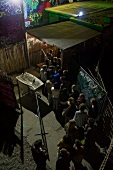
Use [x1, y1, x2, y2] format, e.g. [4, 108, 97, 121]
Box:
[11, 0, 17, 2]
[11, 0, 21, 4]
[78, 11, 83, 17]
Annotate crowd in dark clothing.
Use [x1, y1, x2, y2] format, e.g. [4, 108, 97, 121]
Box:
[33, 49, 103, 170]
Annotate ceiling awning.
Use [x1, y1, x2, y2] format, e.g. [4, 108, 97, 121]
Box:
[26, 21, 101, 50]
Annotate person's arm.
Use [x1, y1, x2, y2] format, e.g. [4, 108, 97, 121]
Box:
[41, 49, 47, 60]
[81, 159, 93, 170]
[73, 111, 77, 121]
[62, 106, 70, 117]
[95, 142, 107, 154]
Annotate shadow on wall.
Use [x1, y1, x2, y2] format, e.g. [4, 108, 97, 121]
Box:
[18, 93, 53, 118]
[0, 103, 21, 157]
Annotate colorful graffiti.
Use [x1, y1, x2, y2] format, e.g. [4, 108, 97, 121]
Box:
[0, 0, 25, 47]
[23, 0, 66, 27]
[24, 0, 51, 27]
[0, 0, 68, 47]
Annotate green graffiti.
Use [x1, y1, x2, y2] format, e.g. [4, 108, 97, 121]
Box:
[29, 12, 42, 25]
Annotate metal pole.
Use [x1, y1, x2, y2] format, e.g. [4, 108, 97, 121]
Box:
[17, 80, 24, 163]
[35, 92, 50, 161]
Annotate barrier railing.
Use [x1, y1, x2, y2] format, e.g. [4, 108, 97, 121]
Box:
[94, 65, 113, 170]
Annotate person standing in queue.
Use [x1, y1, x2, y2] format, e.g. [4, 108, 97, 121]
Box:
[31, 139, 49, 170]
[40, 65, 48, 96]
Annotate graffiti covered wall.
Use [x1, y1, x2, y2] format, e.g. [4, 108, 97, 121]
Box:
[23, 0, 67, 27]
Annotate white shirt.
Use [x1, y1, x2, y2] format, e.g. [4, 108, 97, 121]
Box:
[40, 68, 47, 82]
[73, 110, 88, 127]
[45, 80, 52, 94]
[51, 87, 60, 99]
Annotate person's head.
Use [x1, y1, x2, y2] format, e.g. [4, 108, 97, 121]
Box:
[74, 139, 82, 148]
[50, 49, 53, 54]
[58, 69, 63, 76]
[62, 134, 73, 146]
[46, 80, 51, 84]
[67, 97, 75, 106]
[54, 82, 59, 89]
[34, 139, 42, 149]
[49, 65, 55, 70]
[63, 70, 68, 76]
[48, 53, 52, 58]
[45, 58, 50, 66]
[87, 118, 95, 127]
[42, 65, 47, 70]
[79, 93, 85, 100]
[48, 65, 55, 73]
[77, 93, 85, 104]
[68, 119, 76, 127]
[71, 84, 77, 92]
[62, 88, 68, 93]
[67, 119, 77, 132]
[49, 75, 54, 82]
[60, 83, 64, 90]
[56, 65, 61, 72]
[60, 76, 67, 82]
[60, 148, 70, 158]
[60, 87, 68, 96]
[63, 70, 68, 80]
[90, 98, 98, 106]
[53, 57, 57, 62]
[57, 58, 61, 65]
[79, 103, 86, 111]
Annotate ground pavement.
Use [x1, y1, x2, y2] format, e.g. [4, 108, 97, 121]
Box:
[14, 66, 66, 170]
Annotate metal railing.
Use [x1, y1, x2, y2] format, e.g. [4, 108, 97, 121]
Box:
[93, 65, 113, 170]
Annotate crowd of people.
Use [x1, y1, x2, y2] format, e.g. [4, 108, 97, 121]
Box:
[32, 49, 101, 170]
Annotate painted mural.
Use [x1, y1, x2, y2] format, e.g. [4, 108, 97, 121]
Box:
[76, 67, 107, 109]
[23, 0, 66, 27]
[0, 0, 69, 45]
[0, 0, 25, 47]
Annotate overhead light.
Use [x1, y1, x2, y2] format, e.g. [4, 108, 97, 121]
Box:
[78, 11, 83, 17]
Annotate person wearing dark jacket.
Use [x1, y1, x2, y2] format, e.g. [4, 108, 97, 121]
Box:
[56, 148, 71, 170]
[69, 84, 79, 101]
[88, 98, 99, 120]
[31, 139, 49, 170]
[62, 97, 77, 124]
